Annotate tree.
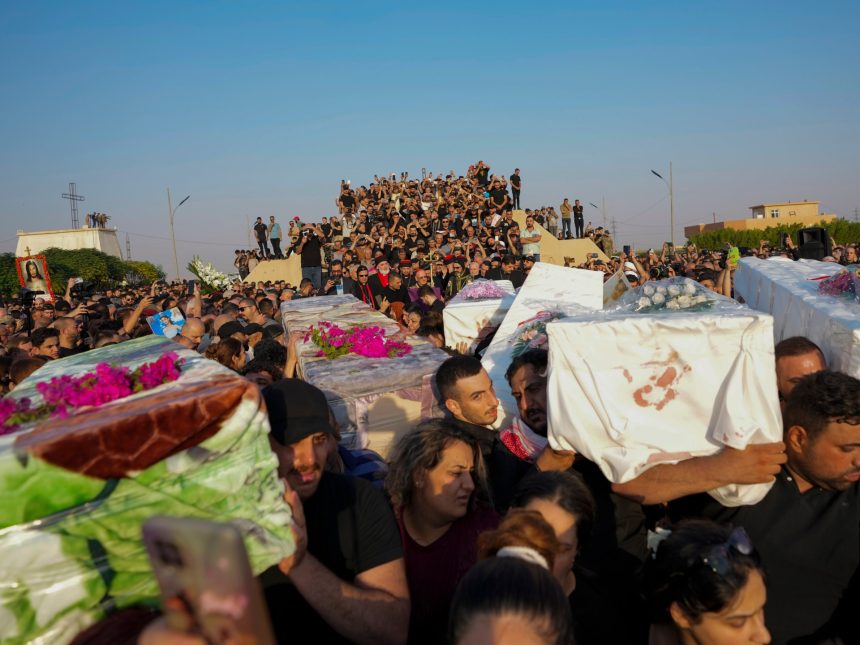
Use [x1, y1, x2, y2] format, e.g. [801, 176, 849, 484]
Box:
[0, 249, 166, 298]
[687, 219, 857, 250]
[125, 260, 166, 284]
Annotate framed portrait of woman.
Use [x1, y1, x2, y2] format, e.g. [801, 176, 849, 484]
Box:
[16, 255, 54, 302]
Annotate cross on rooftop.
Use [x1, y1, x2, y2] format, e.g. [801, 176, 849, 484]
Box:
[61, 182, 86, 229]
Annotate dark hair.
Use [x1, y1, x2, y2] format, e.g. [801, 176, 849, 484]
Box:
[774, 336, 826, 365]
[25, 260, 43, 280]
[784, 370, 860, 438]
[222, 302, 240, 315]
[505, 348, 548, 385]
[404, 303, 423, 317]
[241, 358, 283, 381]
[258, 299, 275, 317]
[449, 557, 573, 645]
[417, 285, 436, 299]
[30, 327, 59, 349]
[435, 355, 483, 403]
[253, 338, 287, 369]
[10, 356, 47, 385]
[385, 419, 489, 509]
[644, 520, 763, 625]
[205, 337, 244, 370]
[511, 471, 595, 548]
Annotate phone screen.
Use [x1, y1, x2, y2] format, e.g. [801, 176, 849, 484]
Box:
[143, 517, 276, 645]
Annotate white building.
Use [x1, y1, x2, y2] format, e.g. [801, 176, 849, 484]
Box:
[16, 227, 123, 258]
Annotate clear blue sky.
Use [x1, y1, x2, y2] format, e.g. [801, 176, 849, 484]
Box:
[2, 1, 858, 275]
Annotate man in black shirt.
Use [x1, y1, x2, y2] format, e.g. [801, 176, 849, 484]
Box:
[670, 371, 860, 644]
[295, 224, 326, 291]
[509, 168, 522, 209]
[253, 217, 270, 258]
[262, 379, 409, 644]
[489, 180, 509, 213]
[572, 199, 585, 238]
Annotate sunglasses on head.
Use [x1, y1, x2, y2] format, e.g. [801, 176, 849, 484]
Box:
[691, 527, 754, 576]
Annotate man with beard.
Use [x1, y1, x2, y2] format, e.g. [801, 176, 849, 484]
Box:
[261, 379, 409, 644]
[368, 258, 392, 297]
[672, 371, 860, 644]
[53, 316, 85, 357]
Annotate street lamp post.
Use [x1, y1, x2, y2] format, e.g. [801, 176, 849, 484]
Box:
[167, 188, 191, 282]
[651, 162, 675, 246]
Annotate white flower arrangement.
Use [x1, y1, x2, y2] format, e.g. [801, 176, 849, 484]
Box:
[187, 256, 232, 292]
[621, 277, 717, 314]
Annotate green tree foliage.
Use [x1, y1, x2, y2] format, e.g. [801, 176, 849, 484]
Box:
[0, 249, 165, 298]
[687, 219, 858, 250]
[0, 253, 21, 296]
[125, 260, 166, 284]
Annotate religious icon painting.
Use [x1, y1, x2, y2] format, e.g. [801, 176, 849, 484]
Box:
[16, 255, 54, 302]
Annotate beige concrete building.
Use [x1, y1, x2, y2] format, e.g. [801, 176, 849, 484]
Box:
[16, 227, 123, 258]
[684, 200, 837, 238]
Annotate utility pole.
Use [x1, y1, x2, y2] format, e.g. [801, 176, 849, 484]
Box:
[167, 188, 191, 282]
[611, 216, 618, 242]
[854, 207, 859, 222]
[713, 212, 716, 224]
[602, 195, 607, 230]
[125, 233, 132, 261]
[669, 161, 675, 247]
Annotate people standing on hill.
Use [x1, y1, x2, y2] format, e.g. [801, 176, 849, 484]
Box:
[560, 199, 573, 239]
[269, 216, 283, 259]
[253, 217, 270, 259]
[510, 169, 522, 209]
[573, 199, 585, 238]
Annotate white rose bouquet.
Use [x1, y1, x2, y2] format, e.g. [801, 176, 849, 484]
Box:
[620, 278, 717, 313]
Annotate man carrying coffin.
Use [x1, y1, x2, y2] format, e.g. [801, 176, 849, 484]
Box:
[261, 379, 410, 644]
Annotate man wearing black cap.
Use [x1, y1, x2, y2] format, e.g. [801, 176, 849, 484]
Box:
[262, 379, 409, 644]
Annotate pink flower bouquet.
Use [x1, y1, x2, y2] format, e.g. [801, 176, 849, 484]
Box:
[455, 280, 509, 301]
[0, 352, 184, 436]
[305, 321, 412, 360]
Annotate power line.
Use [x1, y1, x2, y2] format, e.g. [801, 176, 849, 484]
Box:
[120, 230, 240, 247]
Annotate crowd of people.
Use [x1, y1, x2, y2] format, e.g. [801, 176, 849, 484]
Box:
[1, 162, 859, 645]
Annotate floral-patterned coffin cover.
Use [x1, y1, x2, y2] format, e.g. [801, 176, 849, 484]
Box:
[443, 280, 517, 356]
[480, 263, 603, 428]
[546, 279, 781, 507]
[734, 256, 860, 378]
[281, 296, 449, 449]
[0, 336, 293, 645]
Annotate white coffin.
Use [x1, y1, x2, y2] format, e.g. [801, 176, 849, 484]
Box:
[443, 280, 516, 355]
[734, 257, 860, 377]
[546, 306, 782, 506]
[481, 263, 603, 427]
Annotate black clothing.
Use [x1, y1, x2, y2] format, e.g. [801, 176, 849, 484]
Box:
[254, 222, 268, 242]
[429, 299, 445, 315]
[298, 234, 323, 267]
[58, 345, 85, 358]
[451, 419, 531, 512]
[572, 204, 585, 238]
[263, 473, 403, 645]
[383, 284, 409, 306]
[351, 281, 378, 309]
[510, 174, 521, 209]
[270, 237, 282, 259]
[670, 469, 860, 644]
[489, 188, 508, 210]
